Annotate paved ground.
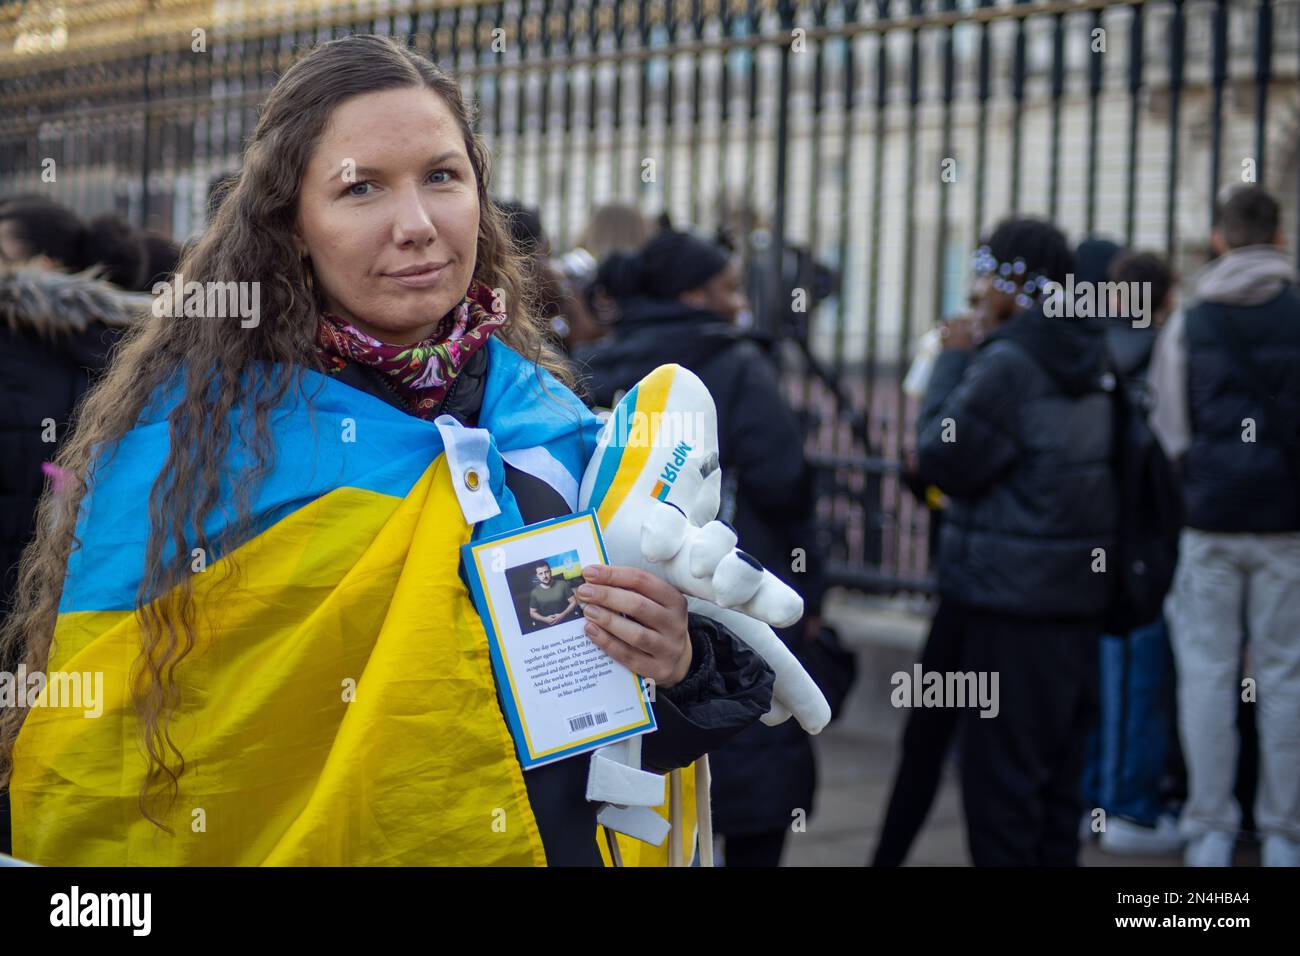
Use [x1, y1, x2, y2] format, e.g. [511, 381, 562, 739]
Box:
[781, 597, 968, 866]
[774, 593, 1255, 867]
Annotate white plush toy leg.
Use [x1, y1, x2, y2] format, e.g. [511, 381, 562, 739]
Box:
[640, 501, 804, 628]
[686, 596, 831, 734]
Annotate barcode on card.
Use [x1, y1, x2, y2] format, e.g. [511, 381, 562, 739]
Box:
[567, 711, 609, 733]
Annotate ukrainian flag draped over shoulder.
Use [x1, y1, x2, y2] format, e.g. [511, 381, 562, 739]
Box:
[11, 339, 603, 866]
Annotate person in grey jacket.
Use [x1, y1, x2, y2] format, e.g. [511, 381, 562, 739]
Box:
[1147, 184, 1300, 867]
[916, 218, 1118, 866]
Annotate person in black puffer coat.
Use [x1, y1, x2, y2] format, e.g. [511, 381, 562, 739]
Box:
[574, 227, 824, 867]
[915, 218, 1118, 866]
[0, 198, 154, 857]
[0, 198, 155, 616]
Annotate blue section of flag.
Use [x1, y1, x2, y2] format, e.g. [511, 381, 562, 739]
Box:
[472, 339, 604, 542]
[477, 338, 603, 499]
[60, 341, 602, 614]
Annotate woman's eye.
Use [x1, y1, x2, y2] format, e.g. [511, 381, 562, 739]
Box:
[344, 171, 452, 196]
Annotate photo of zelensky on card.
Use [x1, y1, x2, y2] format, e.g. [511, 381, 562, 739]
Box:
[507, 550, 586, 633]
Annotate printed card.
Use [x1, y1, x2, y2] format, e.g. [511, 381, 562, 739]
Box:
[461, 509, 657, 769]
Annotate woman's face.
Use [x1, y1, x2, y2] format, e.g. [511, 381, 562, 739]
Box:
[296, 87, 480, 345]
[678, 259, 746, 324]
[970, 273, 1019, 327]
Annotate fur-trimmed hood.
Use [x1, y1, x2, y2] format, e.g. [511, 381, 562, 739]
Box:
[0, 264, 152, 338]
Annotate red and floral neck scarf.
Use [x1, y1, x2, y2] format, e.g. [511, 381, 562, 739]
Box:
[316, 277, 507, 419]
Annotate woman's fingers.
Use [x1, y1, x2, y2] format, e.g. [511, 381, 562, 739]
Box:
[583, 619, 661, 680]
[582, 600, 658, 654]
[587, 564, 685, 611]
[578, 584, 668, 634]
[577, 564, 691, 687]
[577, 564, 685, 633]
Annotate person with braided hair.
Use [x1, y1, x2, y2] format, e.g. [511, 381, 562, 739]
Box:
[913, 217, 1118, 866]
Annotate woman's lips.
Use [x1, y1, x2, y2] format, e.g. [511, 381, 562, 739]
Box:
[385, 264, 446, 288]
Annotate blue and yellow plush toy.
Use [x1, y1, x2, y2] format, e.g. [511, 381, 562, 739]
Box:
[579, 363, 830, 865]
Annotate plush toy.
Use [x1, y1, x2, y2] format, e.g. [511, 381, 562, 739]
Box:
[577, 363, 831, 863]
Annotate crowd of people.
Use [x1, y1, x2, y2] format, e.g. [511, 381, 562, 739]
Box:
[474, 182, 1299, 868]
[882, 186, 1299, 868]
[0, 35, 1295, 868]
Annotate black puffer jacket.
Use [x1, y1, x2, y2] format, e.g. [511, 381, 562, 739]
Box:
[0, 267, 148, 619]
[574, 296, 822, 837]
[331, 343, 776, 865]
[1182, 288, 1300, 533]
[917, 306, 1118, 620]
[0, 266, 148, 858]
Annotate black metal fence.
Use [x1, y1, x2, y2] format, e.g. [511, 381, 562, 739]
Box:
[3, 0, 1299, 594]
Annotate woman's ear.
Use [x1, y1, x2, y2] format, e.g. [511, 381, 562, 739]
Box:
[290, 219, 308, 259]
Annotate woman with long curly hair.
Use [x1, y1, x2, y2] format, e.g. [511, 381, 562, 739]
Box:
[0, 34, 773, 866]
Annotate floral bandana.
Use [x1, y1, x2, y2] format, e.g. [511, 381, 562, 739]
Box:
[316, 277, 507, 419]
[971, 244, 1053, 311]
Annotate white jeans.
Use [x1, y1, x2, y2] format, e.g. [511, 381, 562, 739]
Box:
[1167, 528, 1300, 842]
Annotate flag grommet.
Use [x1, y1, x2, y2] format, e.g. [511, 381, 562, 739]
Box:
[463, 467, 481, 492]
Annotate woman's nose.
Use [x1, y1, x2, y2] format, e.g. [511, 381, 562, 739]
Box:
[391, 185, 438, 247]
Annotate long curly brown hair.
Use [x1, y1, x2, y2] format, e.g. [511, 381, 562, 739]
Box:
[0, 34, 572, 826]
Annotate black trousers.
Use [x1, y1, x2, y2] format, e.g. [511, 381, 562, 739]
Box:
[872, 598, 965, 866]
[956, 605, 1101, 867]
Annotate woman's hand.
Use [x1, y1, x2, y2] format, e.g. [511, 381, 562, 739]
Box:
[576, 564, 693, 689]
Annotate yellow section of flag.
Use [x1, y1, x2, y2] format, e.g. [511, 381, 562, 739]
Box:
[11, 455, 547, 866]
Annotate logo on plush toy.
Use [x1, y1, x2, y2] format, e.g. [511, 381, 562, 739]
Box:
[651, 441, 693, 500]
